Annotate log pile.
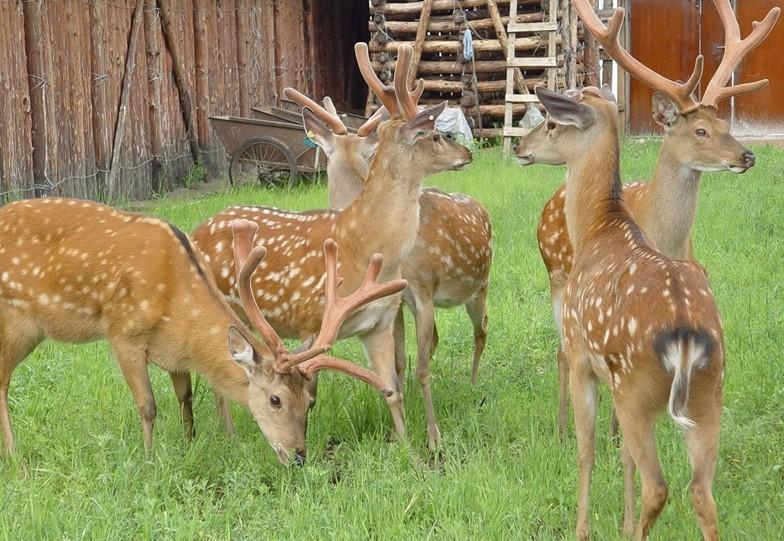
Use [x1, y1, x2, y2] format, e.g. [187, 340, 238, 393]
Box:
[368, 0, 586, 138]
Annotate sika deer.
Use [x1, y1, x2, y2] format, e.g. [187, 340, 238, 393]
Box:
[529, 85, 726, 540]
[282, 48, 492, 450]
[192, 43, 473, 443]
[0, 199, 403, 464]
[520, 0, 778, 438]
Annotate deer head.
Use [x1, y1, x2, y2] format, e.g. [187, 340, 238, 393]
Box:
[282, 87, 385, 208]
[569, 0, 779, 173]
[354, 43, 473, 179]
[516, 86, 618, 166]
[229, 220, 407, 465]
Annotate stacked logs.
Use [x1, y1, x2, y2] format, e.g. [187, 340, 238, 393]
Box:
[368, 0, 586, 138]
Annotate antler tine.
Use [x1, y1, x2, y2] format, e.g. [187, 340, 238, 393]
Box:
[297, 356, 394, 396]
[283, 87, 348, 135]
[355, 42, 400, 117]
[572, 0, 702, 112]
[313, 239, 407, 350]
[394, 45, 420, 119]
[701, 1, 780, 107]
[232, 220, 330, 372]
[231, 220, 287, 359]
[288, 239, 405, 393]
[356, 105, 387, 137]
[322, 96, 338, 116]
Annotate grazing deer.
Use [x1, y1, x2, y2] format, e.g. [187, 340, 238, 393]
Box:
[282, 52, 492, 451]
[192, 43, 473, 444]
[528, 85, 726, 540]
[0, 199, 403, 464]
[521, 0, 779, 438]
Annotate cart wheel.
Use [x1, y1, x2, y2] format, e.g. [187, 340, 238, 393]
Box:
[229, 136, 298, 188]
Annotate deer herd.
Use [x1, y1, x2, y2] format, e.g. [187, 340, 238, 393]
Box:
[0, 1, 778, 539]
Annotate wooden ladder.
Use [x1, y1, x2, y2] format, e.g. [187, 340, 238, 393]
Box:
[502, 0, 559, 154]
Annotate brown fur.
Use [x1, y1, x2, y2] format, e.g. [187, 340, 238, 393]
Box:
[0, 198, 303, 461]
[521, 89, 725, 540]
[522, 102, 752, 438]
[192, 117, 473, 442]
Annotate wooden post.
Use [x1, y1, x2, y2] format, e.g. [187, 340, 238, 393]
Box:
[407, 0, 434, 87]
[569, 0, 579, 86]
[157, 0, 201, 165]
[488, 0, 529, 95]
[107, 0, 144, 200]
[583, 0, 601, 86]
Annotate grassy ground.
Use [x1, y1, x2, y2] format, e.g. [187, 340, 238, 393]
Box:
[1, 141, 782, 540]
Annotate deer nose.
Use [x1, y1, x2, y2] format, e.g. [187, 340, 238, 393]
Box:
[294, 448, 306, 466]
[742, 150, 756, 168]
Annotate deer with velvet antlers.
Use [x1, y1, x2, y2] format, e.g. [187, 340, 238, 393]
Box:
[527, 84, 726, 540]
[281, 42, 492, 450]
[0, 199, 404, 464]
[518, 0, 779, 438]
[192, 43, 473, 445]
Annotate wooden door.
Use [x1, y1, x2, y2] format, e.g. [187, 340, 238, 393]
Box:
[628, 0, 701, 134]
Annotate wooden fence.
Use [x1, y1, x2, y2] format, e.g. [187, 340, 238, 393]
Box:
[0, 0, 317, 202]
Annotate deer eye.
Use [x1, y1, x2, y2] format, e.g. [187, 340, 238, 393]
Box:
[696, 128, 707, 137]
[270, 395, 281, 408]
[547, 121, 557, 131]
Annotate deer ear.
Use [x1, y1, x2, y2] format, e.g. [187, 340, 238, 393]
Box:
[228, 326, 262, 377]
[402, 101, 446, 137]
[302, 108, 336, 154]
[535, 87, 596, 130]
[651, 92, 680, 130]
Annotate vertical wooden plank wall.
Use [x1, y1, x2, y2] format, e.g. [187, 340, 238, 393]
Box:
[1, 0, 315, 202]
[0, 0, 35, 199]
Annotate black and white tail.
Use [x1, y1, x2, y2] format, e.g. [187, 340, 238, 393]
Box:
[653, 328, 714, 430]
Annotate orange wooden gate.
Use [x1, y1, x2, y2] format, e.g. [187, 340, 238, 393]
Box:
[628, 0, 783, 135]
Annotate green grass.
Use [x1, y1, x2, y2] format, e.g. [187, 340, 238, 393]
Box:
[1, 142, 783, 540]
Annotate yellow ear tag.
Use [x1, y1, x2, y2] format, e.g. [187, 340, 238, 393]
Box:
[306, 130, 316, 139]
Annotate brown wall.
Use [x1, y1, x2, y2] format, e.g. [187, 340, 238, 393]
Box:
[0, 0, 333, 203]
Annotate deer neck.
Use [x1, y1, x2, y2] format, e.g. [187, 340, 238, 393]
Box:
[327, 157, 366, 210]
[335, 148, 421, 278]
[165, 284, 250, 406]
[564, 130, 623, 254]
[634, 141, 701, 259]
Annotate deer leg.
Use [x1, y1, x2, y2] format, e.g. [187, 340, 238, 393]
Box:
[621, 442, 637, 537]
[615, 403, 667, 541]
[361, 323, 406, 441]
[569, 358, 598, 541]
[0, 315, 42, 456]
[464, 282, 488, 385]
[169, 372, 194, 441]
[684, 393, 722, 541]
[551, 286, 569, 438]
[609, 407, 620, 440]
[111, 340, 157, 453]
[213, 390, 237, 436]
[393, 306, 407, 387]
[413, 294, 440, 450]
[557, 346, 570, 439]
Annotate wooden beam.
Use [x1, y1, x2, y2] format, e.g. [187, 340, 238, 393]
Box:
[157, 0, 201, 164]
[382, 0, 513, 16]
[371, 35, 556, 54]
[370, 13, 544, 34]
[107, 0, 144, 200]
[487, 0, 529, 95]
[408, 0, 434, 87]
